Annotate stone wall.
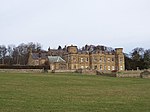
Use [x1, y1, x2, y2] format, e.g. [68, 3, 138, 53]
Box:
[116, 70, 144, 78]
[0, 69, 43, 73]
[117, 73, 141, 78]
[96, 71, 116, 77]
[48, 70, 76, 73]
[0, 69, 149, 79]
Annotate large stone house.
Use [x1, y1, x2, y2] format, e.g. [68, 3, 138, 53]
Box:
[28, 51, 48, 65]
[28, 45, 125, 71]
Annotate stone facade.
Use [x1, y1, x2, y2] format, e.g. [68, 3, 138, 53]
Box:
[28, 45, 125, 71]
[48, 56, 67, 70]
[65, 45, 124, 71]
[28, 51, 48, 65]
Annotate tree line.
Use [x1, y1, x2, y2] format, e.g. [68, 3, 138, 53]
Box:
[125, 48, 150, 70]
[0, 43, 149, 70]
[0, 42, 42, 65]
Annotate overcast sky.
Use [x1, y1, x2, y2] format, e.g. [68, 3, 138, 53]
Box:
[0, 0, 150, 53]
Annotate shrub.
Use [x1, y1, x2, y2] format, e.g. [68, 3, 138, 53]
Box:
[140, 70, 150, 78]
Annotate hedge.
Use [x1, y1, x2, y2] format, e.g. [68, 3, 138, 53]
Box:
[0, 65, 50, 69]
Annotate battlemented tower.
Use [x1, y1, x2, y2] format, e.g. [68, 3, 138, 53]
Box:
[67, 45, 78, 54]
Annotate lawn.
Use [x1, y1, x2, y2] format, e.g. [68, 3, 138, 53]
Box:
[0, 72, 149, 112]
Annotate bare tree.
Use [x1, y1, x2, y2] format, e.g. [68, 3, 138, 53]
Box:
[7, 45, 15, 65]
[0, 45, 7, 64]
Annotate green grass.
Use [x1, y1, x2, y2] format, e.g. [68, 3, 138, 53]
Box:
[0, 72, 150, 112]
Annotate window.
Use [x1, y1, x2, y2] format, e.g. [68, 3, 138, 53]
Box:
[112, 66, 115, 70]
[71, 56, 74, 60]
[108, 66, 110, 70]
[71, 57, 76, 62]
[81, 66, 84, 69]
[100, 65, 103, 70]
[86, 58, 88, 62]
[112, 58, 114, 62]
[93, 66, 95, 69]
[93, 57, 97, 62]
[104, 58, 106, 62]
[85, 66, 88, 69]
[108, 58, 110, 62]
[94, 65, 97, 69]
[120, 57, 123, 63]
[100, 57, 102, 62]
[80, 58, 84, 62]
[104, 66, 106, 70]
[73, 57, 76, 62]
[120, 66, 123, 70]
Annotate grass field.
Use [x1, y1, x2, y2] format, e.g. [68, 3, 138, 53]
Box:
[0, 72, 150, 112]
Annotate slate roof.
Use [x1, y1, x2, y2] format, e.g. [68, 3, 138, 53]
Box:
[48, 56, 66, 63]
[32, 53, 47, 59]
[48, 49, 68, 56]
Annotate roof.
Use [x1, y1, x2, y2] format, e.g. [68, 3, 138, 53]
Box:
[32, 53, 47, 59]
[48, 49, 67, 56]
[48, 56, 66, 63]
